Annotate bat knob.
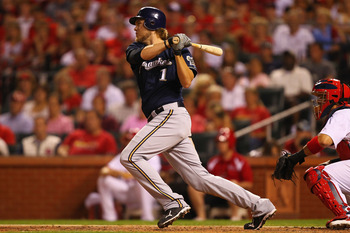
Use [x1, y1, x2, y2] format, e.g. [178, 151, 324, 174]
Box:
[172, 36, 179, 45]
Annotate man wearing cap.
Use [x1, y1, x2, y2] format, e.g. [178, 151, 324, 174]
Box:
[0, 91, 34, 134]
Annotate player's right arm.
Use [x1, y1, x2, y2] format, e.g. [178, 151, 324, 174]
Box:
[140, 41, 168, 60]
[126, 41, 168, 64]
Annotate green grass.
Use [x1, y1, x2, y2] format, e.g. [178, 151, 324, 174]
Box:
[0, 219, 327, 227]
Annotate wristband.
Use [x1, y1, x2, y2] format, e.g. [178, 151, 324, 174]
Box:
[306, 136, 323, 154]
[164, 40, 170, 49]
[167, 37, 174, 46]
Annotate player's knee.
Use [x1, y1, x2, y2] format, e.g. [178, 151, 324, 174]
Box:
[185, 177, 208, 192]
[120, 149, 131, 167]
[304, 165, 326, 193]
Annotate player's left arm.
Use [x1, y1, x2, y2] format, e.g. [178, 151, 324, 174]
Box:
[285, 133, 332, 165]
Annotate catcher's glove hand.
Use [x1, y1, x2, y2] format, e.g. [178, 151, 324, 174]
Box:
[272, 150, 297, 181]
[168, 33, 191, 55]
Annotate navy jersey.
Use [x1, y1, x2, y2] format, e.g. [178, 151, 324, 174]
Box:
[126, 42, 197, 117]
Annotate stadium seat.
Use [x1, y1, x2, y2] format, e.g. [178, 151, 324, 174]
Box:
[232, 120, 252, 155]
[257, 87, 284, 115]
[191, 132, 217, 166]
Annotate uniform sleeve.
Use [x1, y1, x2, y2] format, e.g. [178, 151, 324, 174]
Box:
[320, 110, 350, 148]
[126, 43, 144, 65]
[181, 48, 197, 77]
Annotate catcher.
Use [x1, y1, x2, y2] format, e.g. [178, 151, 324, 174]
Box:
[273, 79, 350, 229]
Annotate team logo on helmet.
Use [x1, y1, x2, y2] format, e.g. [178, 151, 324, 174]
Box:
[129, 6, 166, 30]
[312, 79, 350, 120]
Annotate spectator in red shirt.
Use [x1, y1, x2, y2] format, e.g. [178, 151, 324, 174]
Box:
[231, 88, 271, 151]
[166, 2, 185, 35]
[187, 127, 253, 220]
[92, 94, 119, 132]
[0, 123, 16, 146]
[29, 20, 59, 70]
[53, 68, 82, 115]
[57, 110, 117, 156]
[240, 16, 272, 55]
[192, 1, 214, 33]
[67, 48, 100, 89]
[0, 21, 25, 69]
[183, 95, 206, 133]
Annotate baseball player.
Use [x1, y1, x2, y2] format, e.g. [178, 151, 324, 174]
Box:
[273, 79, 350, 229]
[121, 6, 276, 229]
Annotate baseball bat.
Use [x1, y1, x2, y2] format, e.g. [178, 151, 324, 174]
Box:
[172, 37, 223, 56]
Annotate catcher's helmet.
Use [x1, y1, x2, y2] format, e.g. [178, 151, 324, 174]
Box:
[129, 6, 166, 30]
[216, 127, 236, 149]
[312, 79, 350, 120]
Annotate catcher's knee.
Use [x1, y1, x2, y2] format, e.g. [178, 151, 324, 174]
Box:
[304, 165, 349, 216]
[304, 165, 326, 193]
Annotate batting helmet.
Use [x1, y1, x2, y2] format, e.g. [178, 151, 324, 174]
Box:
[129, 6, 166, 30]
[216, 127, 236, 149]
[312, 79, 350, 120]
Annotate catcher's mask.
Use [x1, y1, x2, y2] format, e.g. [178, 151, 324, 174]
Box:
[311, 79, 350, 120]
[216, 127, 236, 149]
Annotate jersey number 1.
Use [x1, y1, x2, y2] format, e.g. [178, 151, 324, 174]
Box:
[159, 68, 167, 81]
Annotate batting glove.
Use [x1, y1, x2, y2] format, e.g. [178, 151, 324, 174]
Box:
[168, 33, 191, 55]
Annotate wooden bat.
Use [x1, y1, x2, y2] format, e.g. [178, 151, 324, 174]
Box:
[172, 37, 223, 56]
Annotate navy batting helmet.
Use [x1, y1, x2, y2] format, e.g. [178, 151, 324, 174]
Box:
[129, 6, 166, 30]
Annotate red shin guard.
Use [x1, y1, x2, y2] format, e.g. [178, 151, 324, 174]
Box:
[304, 166, 350, 217]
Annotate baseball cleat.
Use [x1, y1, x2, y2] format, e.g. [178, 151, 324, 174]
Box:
[327, 215, 350, 229]
[243, 208, 276, 230]
[157, 206, 191, 228]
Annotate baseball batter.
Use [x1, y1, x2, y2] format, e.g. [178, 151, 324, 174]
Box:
[273, 79, 350, 229]
[121, 6, 276, 229]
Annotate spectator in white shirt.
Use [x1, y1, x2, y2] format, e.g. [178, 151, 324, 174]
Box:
[81, 67, 124, 111]
[21, 117, 61, 157]
[270, 51, 313, 103]
[0, 138, 9, 156]
[270, 51, 313, 133]
[220, 66, 246, 112]
[108, 80, 139, 125]
[272, 9, 315, 61]
[17, 1, 34, 40]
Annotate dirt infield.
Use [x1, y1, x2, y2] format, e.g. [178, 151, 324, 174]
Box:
[0, 225, 330, 233]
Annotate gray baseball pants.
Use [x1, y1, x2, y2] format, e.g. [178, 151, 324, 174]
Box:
[120, 103, 275, 217]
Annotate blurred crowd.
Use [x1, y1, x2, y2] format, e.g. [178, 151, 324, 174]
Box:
[1, 0, 350, 157]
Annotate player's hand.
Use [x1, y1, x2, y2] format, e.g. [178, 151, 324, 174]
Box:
[272, 150, 297, 181]
[168, 33, 191, 55]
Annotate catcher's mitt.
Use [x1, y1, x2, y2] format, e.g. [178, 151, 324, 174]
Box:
[272, 150, 297, 181]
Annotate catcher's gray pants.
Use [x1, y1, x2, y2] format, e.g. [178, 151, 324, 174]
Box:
[120, 103, 275, 217]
